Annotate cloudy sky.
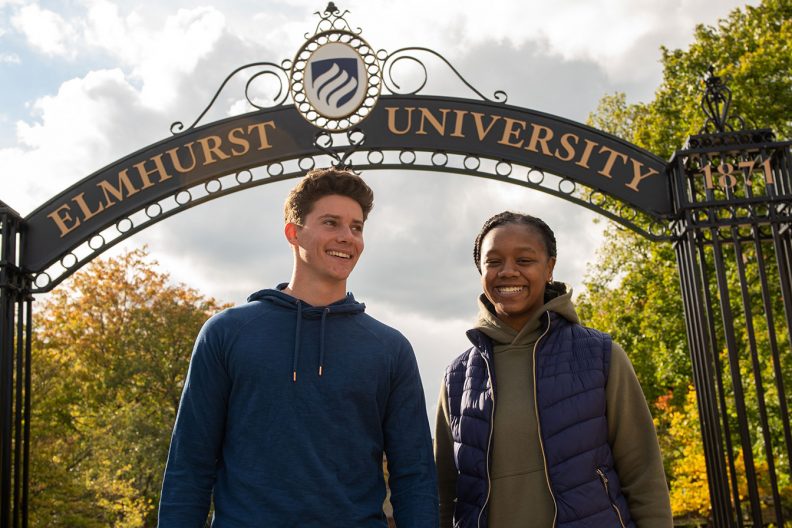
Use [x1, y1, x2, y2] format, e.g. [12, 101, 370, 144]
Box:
[1, 0, 754, 421]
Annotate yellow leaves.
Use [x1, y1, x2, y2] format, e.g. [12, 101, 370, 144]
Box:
[30, 248, 227, 527]
[656, 387, 713, 522]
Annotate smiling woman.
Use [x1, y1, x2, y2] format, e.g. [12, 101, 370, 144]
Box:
[434, 211, 673, 528]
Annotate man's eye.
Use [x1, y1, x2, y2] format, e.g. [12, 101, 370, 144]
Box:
[324, 219, 337, 226]
[351, 225, 363, 232]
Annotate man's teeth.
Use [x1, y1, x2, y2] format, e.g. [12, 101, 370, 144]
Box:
[497, 286, 523, 293]
[327, 250, 352, 259]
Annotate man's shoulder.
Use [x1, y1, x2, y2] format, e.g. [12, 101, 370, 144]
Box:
[349, 312, 410, 348]
[202, 299, 276, 335]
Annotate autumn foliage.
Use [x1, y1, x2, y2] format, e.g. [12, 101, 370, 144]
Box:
[30, 249, 227, 527]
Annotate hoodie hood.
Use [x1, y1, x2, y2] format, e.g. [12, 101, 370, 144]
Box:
[247, 284, 366, 381]
[474, 281, 579, 346]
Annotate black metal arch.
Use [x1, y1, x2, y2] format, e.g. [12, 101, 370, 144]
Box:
[1, 5, 790, 526]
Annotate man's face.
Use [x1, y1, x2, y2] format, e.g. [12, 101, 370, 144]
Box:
[289, 194, 365, 285]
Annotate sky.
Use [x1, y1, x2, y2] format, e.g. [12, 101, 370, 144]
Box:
[0, 0, 756, 423]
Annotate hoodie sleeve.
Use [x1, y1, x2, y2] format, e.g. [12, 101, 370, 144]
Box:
[158, 315, 231, 527]
[434, 378, 458, 527]
[607, 342, 673, 528]
[382, 336, 439, 528]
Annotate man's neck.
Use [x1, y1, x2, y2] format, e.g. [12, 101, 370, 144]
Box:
[283, 279, 348, 307]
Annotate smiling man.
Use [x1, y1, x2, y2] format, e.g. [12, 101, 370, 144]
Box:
[158, 168, 438, 528]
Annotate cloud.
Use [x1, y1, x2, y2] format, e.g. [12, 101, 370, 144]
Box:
[11, 4, 79, 57]
[0, 52, 20, 64]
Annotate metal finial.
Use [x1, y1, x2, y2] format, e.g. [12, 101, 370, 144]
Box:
[701, 65, 739, 133]
[325, 2, 339, 14]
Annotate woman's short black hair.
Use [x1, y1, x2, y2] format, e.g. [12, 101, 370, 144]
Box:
[473, 211, 557, 273]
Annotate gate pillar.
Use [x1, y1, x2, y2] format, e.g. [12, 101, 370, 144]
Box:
[0, 202, 31, 528]
[671, 71, 792, 527]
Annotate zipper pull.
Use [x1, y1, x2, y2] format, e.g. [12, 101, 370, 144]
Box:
[596, 468, 609, 485]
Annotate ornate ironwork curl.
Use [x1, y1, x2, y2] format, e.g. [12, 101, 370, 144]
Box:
[312, 127, 367, 167]
[307, 2, 362, 39]
[699, 66, 746, 134]
[171, 62, 290, 134]
[382, 47, 508, 103]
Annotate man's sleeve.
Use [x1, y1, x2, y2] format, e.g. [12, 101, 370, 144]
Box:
[434, 379, 458, 527]
[158, 316, 231, 527]
[607, 342, 673, 528]
[383, 337, 439, 528]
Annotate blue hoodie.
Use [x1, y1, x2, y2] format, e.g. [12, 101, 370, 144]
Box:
[158, 286, 438, 527]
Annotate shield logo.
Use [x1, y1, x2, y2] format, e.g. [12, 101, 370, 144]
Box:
[304, 43, 366, 119]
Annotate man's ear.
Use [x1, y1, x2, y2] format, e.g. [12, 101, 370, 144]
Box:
[284, 223, 300, 247]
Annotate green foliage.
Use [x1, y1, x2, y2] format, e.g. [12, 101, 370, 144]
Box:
[30, 248, 227, 527]
[591, 0, 791, 159]
[582, 0, 792, 522]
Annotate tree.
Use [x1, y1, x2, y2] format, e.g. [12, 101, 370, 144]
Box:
[579, 0, 792, 521]
[30, 248, 227, 527]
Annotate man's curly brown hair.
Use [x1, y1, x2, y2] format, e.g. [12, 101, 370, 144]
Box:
[284, 168, 374, 225]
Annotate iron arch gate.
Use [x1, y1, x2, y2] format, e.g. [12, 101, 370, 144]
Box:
[1, 5, 791, 527]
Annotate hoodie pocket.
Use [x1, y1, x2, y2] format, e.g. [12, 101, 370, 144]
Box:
[595, 467, 627, 528]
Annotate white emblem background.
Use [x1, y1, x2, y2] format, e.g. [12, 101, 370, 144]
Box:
[304, 42, 367, 119]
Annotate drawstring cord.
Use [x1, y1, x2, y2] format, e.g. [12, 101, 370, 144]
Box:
[318, 308, 329, 376]
[292, 301, 302, 382]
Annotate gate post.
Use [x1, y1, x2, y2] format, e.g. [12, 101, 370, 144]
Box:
[670, 71, 792, 527]
[0, 202, 31, 528]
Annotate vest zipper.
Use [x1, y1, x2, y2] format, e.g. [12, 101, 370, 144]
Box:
[596, 468, 627, 528]
[477, 351, 496, 528]
[533, 312, 557, 527]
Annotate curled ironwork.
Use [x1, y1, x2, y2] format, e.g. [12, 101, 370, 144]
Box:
[312, 128, 367, 167]
[307, 2, 362, 38]
[699, 66, 746, 134]
[170, 62, 290, 134]
[382, 47, 508, 103]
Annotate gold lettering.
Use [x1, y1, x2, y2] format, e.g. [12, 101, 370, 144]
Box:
[198, 135, 231, 165]
[417, 108, 450, 135]
[166, 142, 198, 174]
[71, 192, 105, 221]
[497, 117, 526, 148]
[554, 133, 579, 162]
[97, 171, 140, 206]
[135, 154, 173, 189]
[450, 110, 468, 138]
[47, 204, 81, 237]
[597, 146, 629, 178]
[248, 121, 276, 150]
[626, 159, 660, 192]
[228, 127, 250, 156]
[575, 139, 599, 169]
[525, 124, 554, 155]
[471, 112, 502, 141]
[386, 107, 414, 135]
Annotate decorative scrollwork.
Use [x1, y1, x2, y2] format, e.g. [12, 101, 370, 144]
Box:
[307, 2, 362, 39]
[699, 66, 746, 134]
[171, 62, 290, 135]
[312, 128, 367, 167]
[382, 47, 508, 103]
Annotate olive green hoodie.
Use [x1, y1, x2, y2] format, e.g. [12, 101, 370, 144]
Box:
[435, 285, 672, 527]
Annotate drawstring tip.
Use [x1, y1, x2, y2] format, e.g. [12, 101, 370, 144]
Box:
[318, 366, 323, 376]
[293, 371, 297, 382]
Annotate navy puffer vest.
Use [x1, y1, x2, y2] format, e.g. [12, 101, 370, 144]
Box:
[445, 313, 635, 528]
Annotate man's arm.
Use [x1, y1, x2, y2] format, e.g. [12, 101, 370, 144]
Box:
[434, 380, 458, 528]
[158, 316, 231, 527]
[382, 337, 439, 527]
[607, 342, 673, 528]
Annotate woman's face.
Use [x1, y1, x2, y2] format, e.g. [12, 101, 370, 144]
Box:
[479, 223, 556, 331]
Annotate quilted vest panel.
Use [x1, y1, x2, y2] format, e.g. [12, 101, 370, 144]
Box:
[445, 316, 635, 528]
